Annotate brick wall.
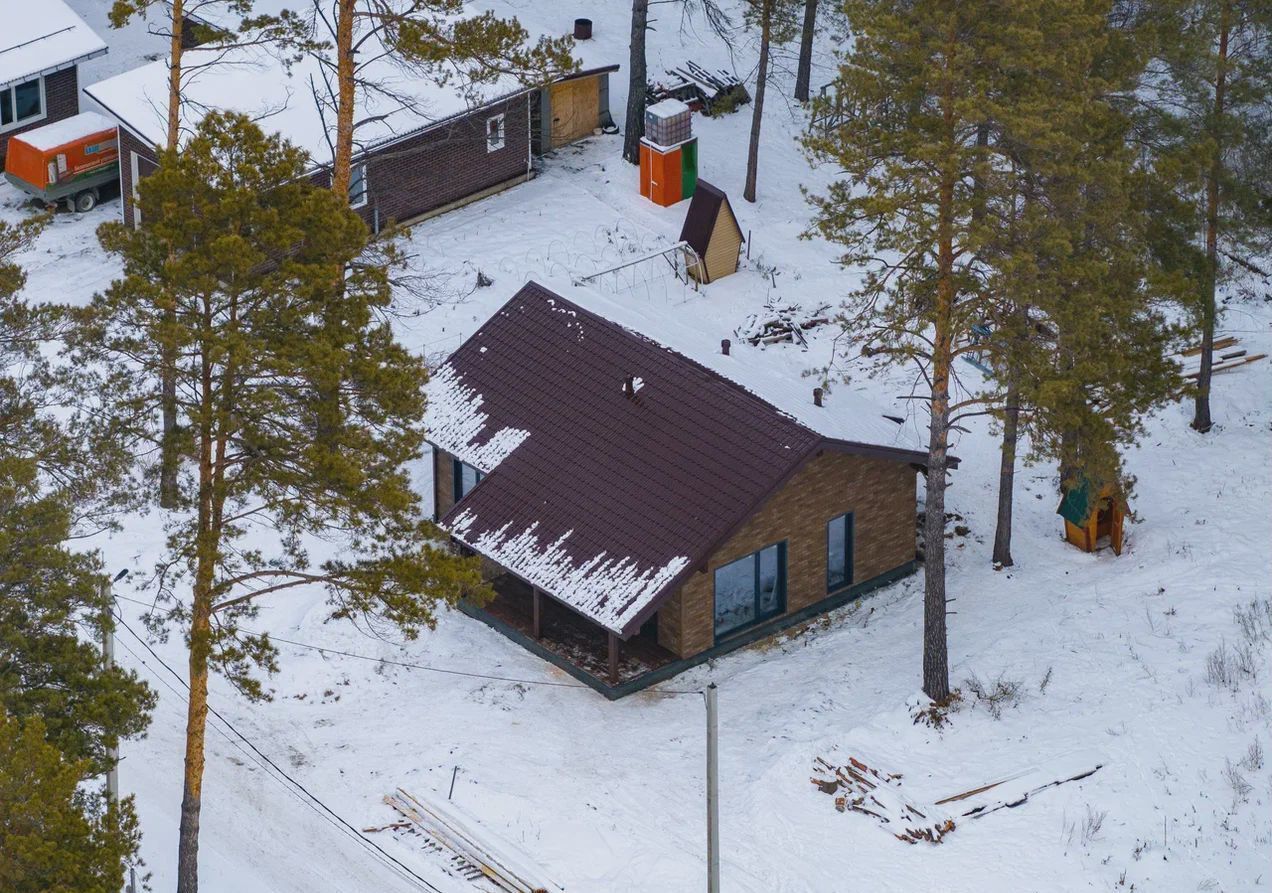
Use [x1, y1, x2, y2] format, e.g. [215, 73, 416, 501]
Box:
[0, 67, 80, 167]
[661, 450, 917, 658]
[117, 127, 159, 228]
[314, 92, 531, 231]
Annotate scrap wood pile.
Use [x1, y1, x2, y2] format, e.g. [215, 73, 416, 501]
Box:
[381, 788, 565, 893]
[1176, 335, 1266, 379]
[812, 751, 1105, 845]
[736, 298, 831, 347]
[649, 61, 749, 116]
[812, 755, 954, 844]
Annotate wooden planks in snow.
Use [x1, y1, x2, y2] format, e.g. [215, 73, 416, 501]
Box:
[385, 789, 565, 893]
[1176, 336, 1267, 380]
[812, 752, 1104, 844]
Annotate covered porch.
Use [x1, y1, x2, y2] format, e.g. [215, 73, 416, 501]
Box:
[466, 571, 678, 693]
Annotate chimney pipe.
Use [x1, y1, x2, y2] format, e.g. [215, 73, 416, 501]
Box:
[721, 338, 731, 356]
[813, 387, 823, 407]
[624, 375, 635, 398]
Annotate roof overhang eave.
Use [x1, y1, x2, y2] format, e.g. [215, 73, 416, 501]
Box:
[1, 46, 108, 90]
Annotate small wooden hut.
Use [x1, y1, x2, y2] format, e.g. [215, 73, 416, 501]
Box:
[1057, 477, 1126, 555]
[679, 180, 743, 284]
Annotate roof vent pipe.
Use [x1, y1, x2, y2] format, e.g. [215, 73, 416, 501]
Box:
[813, 387, 823, 407]
[624, 375, 635, 398]
[721, 338, 731, 356]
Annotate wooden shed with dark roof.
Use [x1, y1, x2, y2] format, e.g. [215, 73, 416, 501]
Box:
[426, 281, 929, 697]
[680, 180, 743, 284]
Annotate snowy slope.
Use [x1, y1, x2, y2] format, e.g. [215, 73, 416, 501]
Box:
[3, 1, 1270, 891]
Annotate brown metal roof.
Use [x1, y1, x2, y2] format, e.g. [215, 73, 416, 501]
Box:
[431, 282, 920, 637]
[678, 179, 738, 260]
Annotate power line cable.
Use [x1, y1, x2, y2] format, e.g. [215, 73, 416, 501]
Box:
[111, 592, 704, 697]
[111, 608, 449, 893]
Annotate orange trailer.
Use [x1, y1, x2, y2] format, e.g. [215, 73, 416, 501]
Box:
[3, 112, 119, 212]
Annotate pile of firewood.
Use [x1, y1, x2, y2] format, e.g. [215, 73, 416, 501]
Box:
[648, 61, 750, 116]
[811, 756, 955, 844]
[735, 298, 831, 346]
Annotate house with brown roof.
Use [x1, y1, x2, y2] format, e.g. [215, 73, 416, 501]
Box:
[680, 179, 744, 284]
[427, 281, 931, 697]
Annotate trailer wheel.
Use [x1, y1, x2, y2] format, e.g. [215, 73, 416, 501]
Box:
[73, 190, 98, 213]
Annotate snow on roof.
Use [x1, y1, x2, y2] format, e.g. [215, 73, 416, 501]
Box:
[449, 513, 691, 635]
[12, 111, 115, 151]
[85, 41, 527, 160]
[426, 282, 925, 638]
[424, 364, 529, 473]
[0, 0, 107, 88]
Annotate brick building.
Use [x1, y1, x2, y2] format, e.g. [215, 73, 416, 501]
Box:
[426, 281, 935, 698]
[83, 33, 617, 230]
[0, 0, 107, 166]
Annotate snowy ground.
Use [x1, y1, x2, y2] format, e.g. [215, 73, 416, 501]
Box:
[6, 1, 1271, 891]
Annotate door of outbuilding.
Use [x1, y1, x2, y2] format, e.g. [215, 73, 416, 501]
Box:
[549, 76, 599, 148]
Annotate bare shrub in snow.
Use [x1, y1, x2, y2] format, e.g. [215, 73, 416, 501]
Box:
[963, 672, 1023, 719]
[1039, 665, 1054, 695]
[1224, 759, 1253, 805]
[1205, 641, 1239, 691]
[1082, 805, 1107, 844]
[1240, 738, 1264, 772]
[1233, 597, 1272, 646]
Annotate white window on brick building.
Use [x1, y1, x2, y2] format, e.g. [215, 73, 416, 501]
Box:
[486, 113, 506, 152]
[0, 77, 46, 132]
[349, 162, 368, 208]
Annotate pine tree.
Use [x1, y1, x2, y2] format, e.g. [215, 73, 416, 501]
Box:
[0, 713, 143, 893]
[1138, 0, 1272, 432]
[742, 0, 800, 203]
[0, 217, 154, 771]
[300, 0, 575, 201]
[78, 112, 487, 893]
[107, 0, 309, 508]
[794, 0, 819, 102]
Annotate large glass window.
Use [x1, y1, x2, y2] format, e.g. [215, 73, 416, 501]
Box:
[452, 459, 483, 502]
[714, 542, 786, 640]
[1, 78, 44, 130]
[827, 512, 854, 592]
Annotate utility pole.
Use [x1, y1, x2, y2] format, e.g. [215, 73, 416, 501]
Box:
[102, 569, 128, 806]
[706, 682, 719, 893]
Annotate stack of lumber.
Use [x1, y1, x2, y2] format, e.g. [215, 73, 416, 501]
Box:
[649, 62, 749, 116]
[736, 298, 831, 346]
[385, 788, 565, 893]
[1177, 336, 1266, 379]
[811, 756, 954, 844]
[812, 751, 1105, 844]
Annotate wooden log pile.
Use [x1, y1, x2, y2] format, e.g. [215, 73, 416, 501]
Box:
[385, 788, 565, 893]
[648, 61, 750, 116]
[811, 756, 955, 844]
[736, 298, 831, 346]
[1176, 336, 1266, 379]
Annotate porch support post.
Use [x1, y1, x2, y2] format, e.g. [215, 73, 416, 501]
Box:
[608, 631, 619, 685]
[532, 588, 542, 639]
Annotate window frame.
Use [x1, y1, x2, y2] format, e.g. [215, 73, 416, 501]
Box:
[348, 162, 369, 208]
[712, 540, 787, 642]
[485, 113, 506, 152]
[452, 458, 484, 504]
[0, 76, 47, 133]
[826, 512, 855, 594]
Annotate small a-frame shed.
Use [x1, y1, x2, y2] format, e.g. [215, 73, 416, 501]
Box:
[680, 180, 743, 284]
[1057, 477, 1126, 555]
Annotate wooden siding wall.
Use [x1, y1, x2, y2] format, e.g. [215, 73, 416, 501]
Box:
[549, 76, 600, 148]
[702, 205, 743, 282]
[0, 67, 79, 166]
[658, 451, 916, 657]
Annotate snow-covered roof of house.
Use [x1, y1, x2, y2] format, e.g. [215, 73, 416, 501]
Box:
[82, 4, 617, 166]
[0, 0, 108, 89]
[426, 281, 928, 638]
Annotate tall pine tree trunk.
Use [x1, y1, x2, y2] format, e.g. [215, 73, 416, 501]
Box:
[992, 380, 1020, 568]
[794, 0, 818, 102]
[1192, 2, 1228, 434]
[622, 0, 649, 165]
[331, 0, 357, 199]
[159, 0, 186, 509]
[743, 3, 772, 203]
[175, 339, 217, 893]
